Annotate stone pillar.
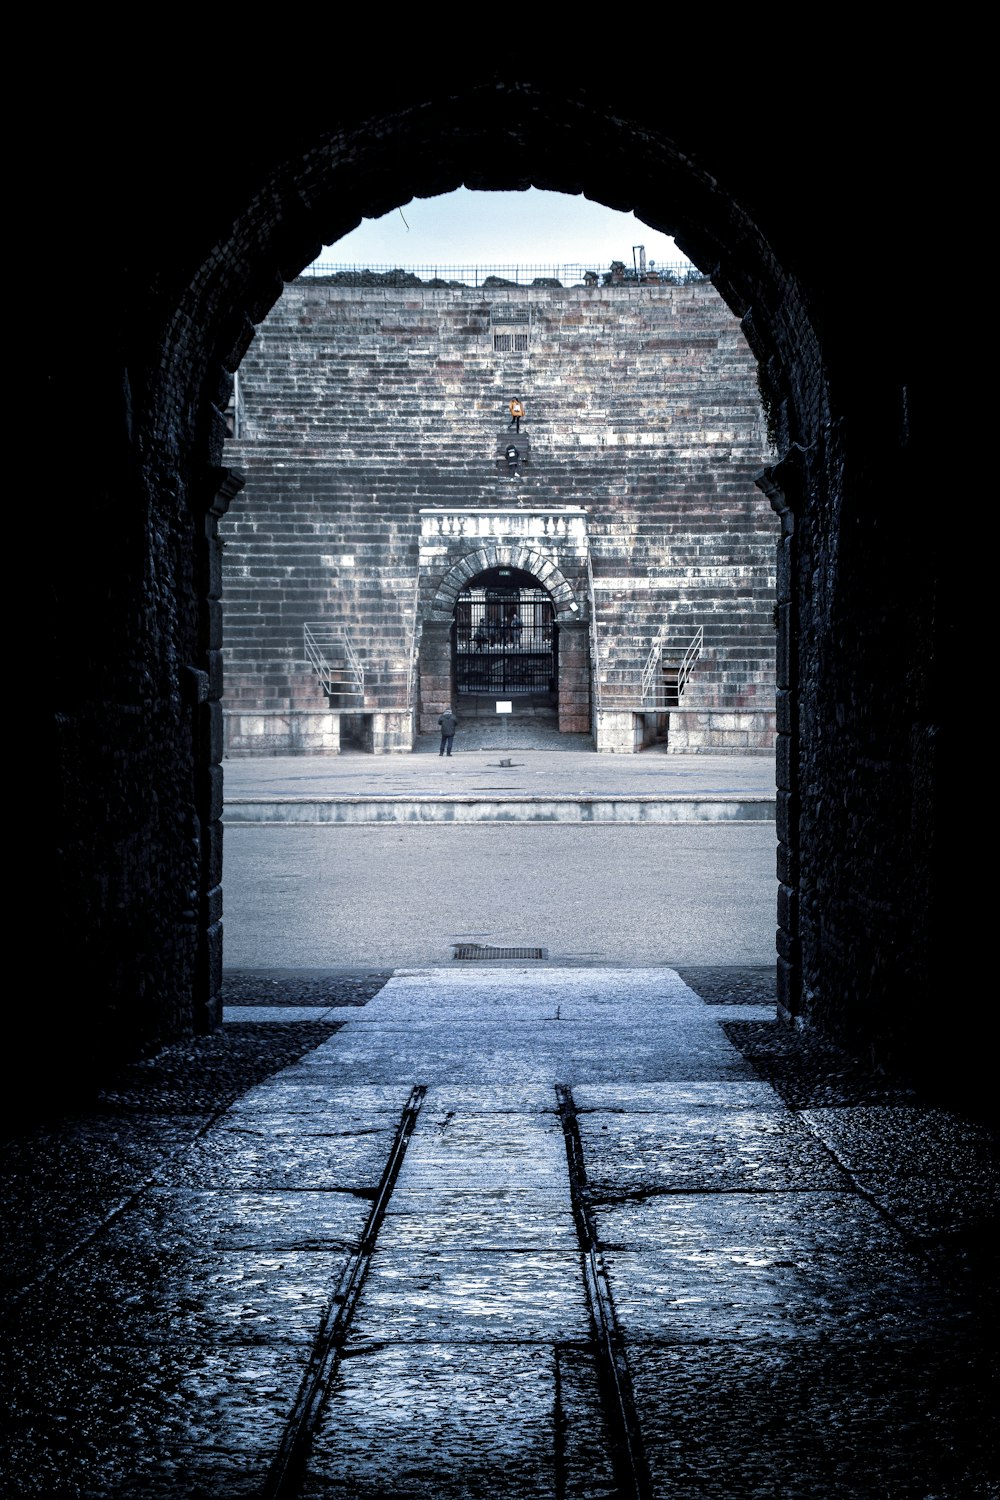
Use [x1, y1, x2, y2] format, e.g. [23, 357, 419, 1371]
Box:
[370, 711, 415, 754]
[758, 458, 800, 1023]
[594, 710, 644, 753]
[418, 620, 455, 735]
[198, 464, 245, 1034]
[557, 620, 591, 734]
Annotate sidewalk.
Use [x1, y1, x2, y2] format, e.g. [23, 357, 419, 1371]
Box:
[222, 749, 777, 825]
[2, 965, 996, 1498]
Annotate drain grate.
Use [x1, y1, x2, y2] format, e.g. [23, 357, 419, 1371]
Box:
[453, 943, 547, 961]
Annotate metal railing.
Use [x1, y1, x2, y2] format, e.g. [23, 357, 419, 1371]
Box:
[641, 622, 704, 706]
[298, 261, 706, 288]
[586, 553, 602, 714]
[406, 575, 422, 716]
[303, 623, 365, 700]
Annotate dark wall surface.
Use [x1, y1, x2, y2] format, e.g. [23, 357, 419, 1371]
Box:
[37, 52, 966, 1113]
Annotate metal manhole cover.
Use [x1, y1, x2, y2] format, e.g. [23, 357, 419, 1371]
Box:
[453, 944, 547, 961]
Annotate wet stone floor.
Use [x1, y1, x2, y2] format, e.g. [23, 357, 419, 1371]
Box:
[1, 967, 997, 1499]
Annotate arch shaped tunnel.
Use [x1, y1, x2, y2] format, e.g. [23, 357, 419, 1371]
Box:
[35, 57, 969, 1117]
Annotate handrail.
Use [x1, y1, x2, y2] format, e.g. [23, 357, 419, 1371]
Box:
[641, 620, 669, 702]
[642, 623, 704, 706]
[298, 261, 706, 288]
[406, 573, 422, 715]
[586, 553, 602, 714]
[303, 623, 365, 699]
[676, 625, 704, 696]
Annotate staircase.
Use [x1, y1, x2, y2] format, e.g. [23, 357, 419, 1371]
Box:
[221, 279, 777, 753]
[303, 624, 365, 705]
[645, 623, 704, 707]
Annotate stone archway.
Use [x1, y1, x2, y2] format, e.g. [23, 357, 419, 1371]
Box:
[124, 91, 818, 1045]
[418, 537, 591, 742]
[40, 65, 965, 1108]
[428, 543, 583, 622]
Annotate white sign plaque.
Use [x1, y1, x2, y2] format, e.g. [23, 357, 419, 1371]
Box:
[496, 701, 512, 715]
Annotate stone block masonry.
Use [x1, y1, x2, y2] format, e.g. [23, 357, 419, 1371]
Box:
[222, 278, 777, 753]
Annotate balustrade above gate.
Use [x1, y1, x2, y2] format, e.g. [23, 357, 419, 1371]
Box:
[419, 507, 588, 544]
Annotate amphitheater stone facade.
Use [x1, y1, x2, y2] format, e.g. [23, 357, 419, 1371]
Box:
[221, 272, 777, 754]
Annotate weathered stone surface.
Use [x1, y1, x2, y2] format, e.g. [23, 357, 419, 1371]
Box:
[2, 1334, 312, 1500]
[228, 1081, 414, 1116]
[3, 966, 994, 1497]
[357, 965, 706, 1014]
[579, 1108, 848, 1194]
[397, 1110, 568, 1189]
[304, 1344, 613, 1500]
[625, 1338, 999, 1500]
[155, 1121, 400, 1191]
[304, 1345, 622, 1498]
[799, 1105, 1000, 1183]
[285, 1021, 759, 1084]
[421, 1083, 560, 1113]
[346, 1250, 592, 1345]
[574, 1080, 784, 1112]
[6, 1242, 355, 1347]
[378, 1192, 579, 1252]
[135, 1187, 371, 1251]
[594, 1193, 961, 1341]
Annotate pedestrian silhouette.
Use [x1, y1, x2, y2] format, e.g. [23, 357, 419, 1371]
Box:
[438, 708, 457, 757]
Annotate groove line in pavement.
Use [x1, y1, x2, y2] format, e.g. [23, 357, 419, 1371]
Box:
[261, 1083, 427, 1500]
[555, 1082, 652, 1500]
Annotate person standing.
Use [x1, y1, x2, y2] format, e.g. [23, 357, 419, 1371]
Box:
[438, 707, 457, 757]
[508, 396, 524, 432]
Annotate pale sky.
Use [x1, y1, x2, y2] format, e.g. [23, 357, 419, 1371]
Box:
[309, 188, 692, 273]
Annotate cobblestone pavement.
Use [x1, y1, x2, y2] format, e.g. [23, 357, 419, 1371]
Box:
[1, 967, 996, 1499]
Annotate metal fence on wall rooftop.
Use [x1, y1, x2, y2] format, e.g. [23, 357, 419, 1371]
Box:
[297, 262, 708, 288]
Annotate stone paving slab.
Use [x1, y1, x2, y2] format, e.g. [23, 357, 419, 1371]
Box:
[1, 1117, 216, 1300]
[343, 997, 773, 1023]
[228, 1081, 414, 1116]
[574, 1081, 785, 1112]
[280, 1027, 760, 1085]
[154, 1122, 399, 1192]
[579, 1107, 849, 1194]
[2, 1334, 317, 1500]
[222, 1005, 344, 1022]
[0, 1114, 206, 1196]
[625, 1338, 999, 1500]
[378, 1192, 579, 1252]
[346, 1249, 592, 1345]
[843, 1174, 1000, 1254]
[131, 1187, 372, 1253]
[5, 1241, 355, 1347]
[398, 1111, 569, 1189]
[304, 1344, 617, 1500]
[422, 1083, 560, 1113]
[593, 1193, 964, 1342]
[798, 1106, 1000, 1280]
[372, 966, 706, 1010]
[800, 1104, 1000, 1182]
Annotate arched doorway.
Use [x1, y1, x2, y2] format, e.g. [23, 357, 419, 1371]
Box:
[453, 567, 557, 714]
[43, 67, 960, 1103]
[420, 535, 591, 746]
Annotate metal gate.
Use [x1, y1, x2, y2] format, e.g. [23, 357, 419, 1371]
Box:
[454, 586, 557, 696]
